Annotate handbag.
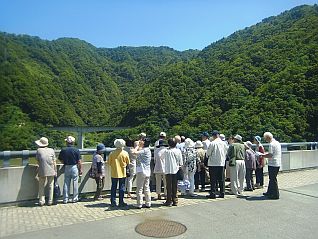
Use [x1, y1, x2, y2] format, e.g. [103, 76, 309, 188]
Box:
[88, 166, 95, 179]
[176, 167, 184, 180]
[204, 153, 208, 167]
[53, 176, 61, 200]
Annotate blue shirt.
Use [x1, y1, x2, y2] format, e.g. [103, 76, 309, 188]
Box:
[58, 146, 80, 165]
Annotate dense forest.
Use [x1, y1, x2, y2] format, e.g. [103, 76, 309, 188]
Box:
[0, 4, 317, 150]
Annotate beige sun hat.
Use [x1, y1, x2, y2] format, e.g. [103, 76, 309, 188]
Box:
[35, 137, 49, 147]
[194, 140, 204, 148]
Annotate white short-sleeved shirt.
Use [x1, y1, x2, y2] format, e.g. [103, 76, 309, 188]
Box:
[136, 148, 152, 177]
[268, 139, 282, 167]
[206, 138, 228, 166]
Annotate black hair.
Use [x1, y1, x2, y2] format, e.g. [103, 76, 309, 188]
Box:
[168, 138, 177, 148]
[144, 138, 151, 147]
[125, 138, 134, 147]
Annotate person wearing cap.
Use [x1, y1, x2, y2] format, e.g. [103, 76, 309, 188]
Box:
[262, 132, 281, 200]
[138, 132, 147, 141]
[206, 130, 228, 199]
[155, 132, 167, 147]
[58, 136, 82, 204]
[244, 141, 256, 191]
[134, 138, 152, 209]
[194, 140, 206, 192]
[253, 136, 265, 189]
[35, 137, 57, 206]
[90, 143, 106, 200]
[154, 139, 168, 200]
[108, 139, 130, 207]
[227, 134, 246, 196]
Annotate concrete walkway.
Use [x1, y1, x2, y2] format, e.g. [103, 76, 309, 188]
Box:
[1, 168, 318, 239]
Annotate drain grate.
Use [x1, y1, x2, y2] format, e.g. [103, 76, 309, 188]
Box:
[135, 219, 187, 238]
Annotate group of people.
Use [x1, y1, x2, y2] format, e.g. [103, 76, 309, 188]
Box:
[35, 135, 82, 206]
[34, 130, 281, 207]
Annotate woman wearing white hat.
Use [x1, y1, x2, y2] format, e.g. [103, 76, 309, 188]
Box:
[108, 139, 130, 207]
[35, 137, 57, 206]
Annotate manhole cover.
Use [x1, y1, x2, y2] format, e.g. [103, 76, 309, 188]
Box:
[135, 220, 187, 238]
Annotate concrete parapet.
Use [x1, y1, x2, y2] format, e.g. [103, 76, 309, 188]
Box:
[0, 150, 317, 204]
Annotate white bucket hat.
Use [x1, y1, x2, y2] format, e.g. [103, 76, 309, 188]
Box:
[35, 137, 49, 147]
[185, 138, 195, 148]
[244, 141, 253, 149]
[114, 139, 126, 148]
[234, 134, 242, 141]
[194, 140, 203, 148]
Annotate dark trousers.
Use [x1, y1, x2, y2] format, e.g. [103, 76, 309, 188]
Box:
[194, 167, 206, 189]
[111, 177, 126, 206]
[165, 174, 178, 204]
[94, 177, 105, 199]
[267, 166, 280, 199]
[255, 167, 264, 186]
[245, 168, 254, 190]
[209, 166, 225, 196]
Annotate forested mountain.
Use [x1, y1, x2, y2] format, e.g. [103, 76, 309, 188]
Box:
[0, 4, 317, 150]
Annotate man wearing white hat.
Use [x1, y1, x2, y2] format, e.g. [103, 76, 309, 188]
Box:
[155, 132, 167, 147]
[227, 134, 246, 196]
[58, 136, 82, 203]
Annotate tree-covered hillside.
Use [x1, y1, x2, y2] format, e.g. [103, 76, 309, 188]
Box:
[0, 4, 317, 150]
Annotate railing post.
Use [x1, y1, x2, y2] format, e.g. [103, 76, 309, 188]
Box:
[281, 144, 288, 152]
[22, 150, 30, 166]
[3, 151, 10, 167]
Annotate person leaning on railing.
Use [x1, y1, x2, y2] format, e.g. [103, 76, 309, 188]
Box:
[58, 136, 82, 204]
[90, 143, 106, 201]
[107, 139, 130, 208]
[35, 137, 57, 206]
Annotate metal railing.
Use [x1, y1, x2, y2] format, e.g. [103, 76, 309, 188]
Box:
[0, 142, 317, 168]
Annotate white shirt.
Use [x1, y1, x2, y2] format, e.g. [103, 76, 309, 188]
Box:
[206, 138, 228, 166]
[136, 148, 152, 177]
[154, 147, 166, 173]
[268, 138, 281, 167]
[202, 139, 211, 151]
[163, 148, 183, 174]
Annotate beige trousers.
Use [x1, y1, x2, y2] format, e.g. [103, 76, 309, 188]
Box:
[155, 173, 167, 196]
[38, 176, 54, 205]
[136, 173, 151, 207]
[230, 160, 246, 195]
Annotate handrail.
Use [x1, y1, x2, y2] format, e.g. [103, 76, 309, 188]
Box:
[0, 142, 317, 168]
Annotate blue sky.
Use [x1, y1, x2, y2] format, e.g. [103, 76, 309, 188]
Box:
[1, 0, 317, 51]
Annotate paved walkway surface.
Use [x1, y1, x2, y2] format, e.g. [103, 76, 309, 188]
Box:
[1, 168, 318, 238]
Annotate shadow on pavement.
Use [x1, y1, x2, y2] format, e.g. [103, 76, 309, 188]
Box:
[245, 196, 267, 201]
[85, 202, 109, 208]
